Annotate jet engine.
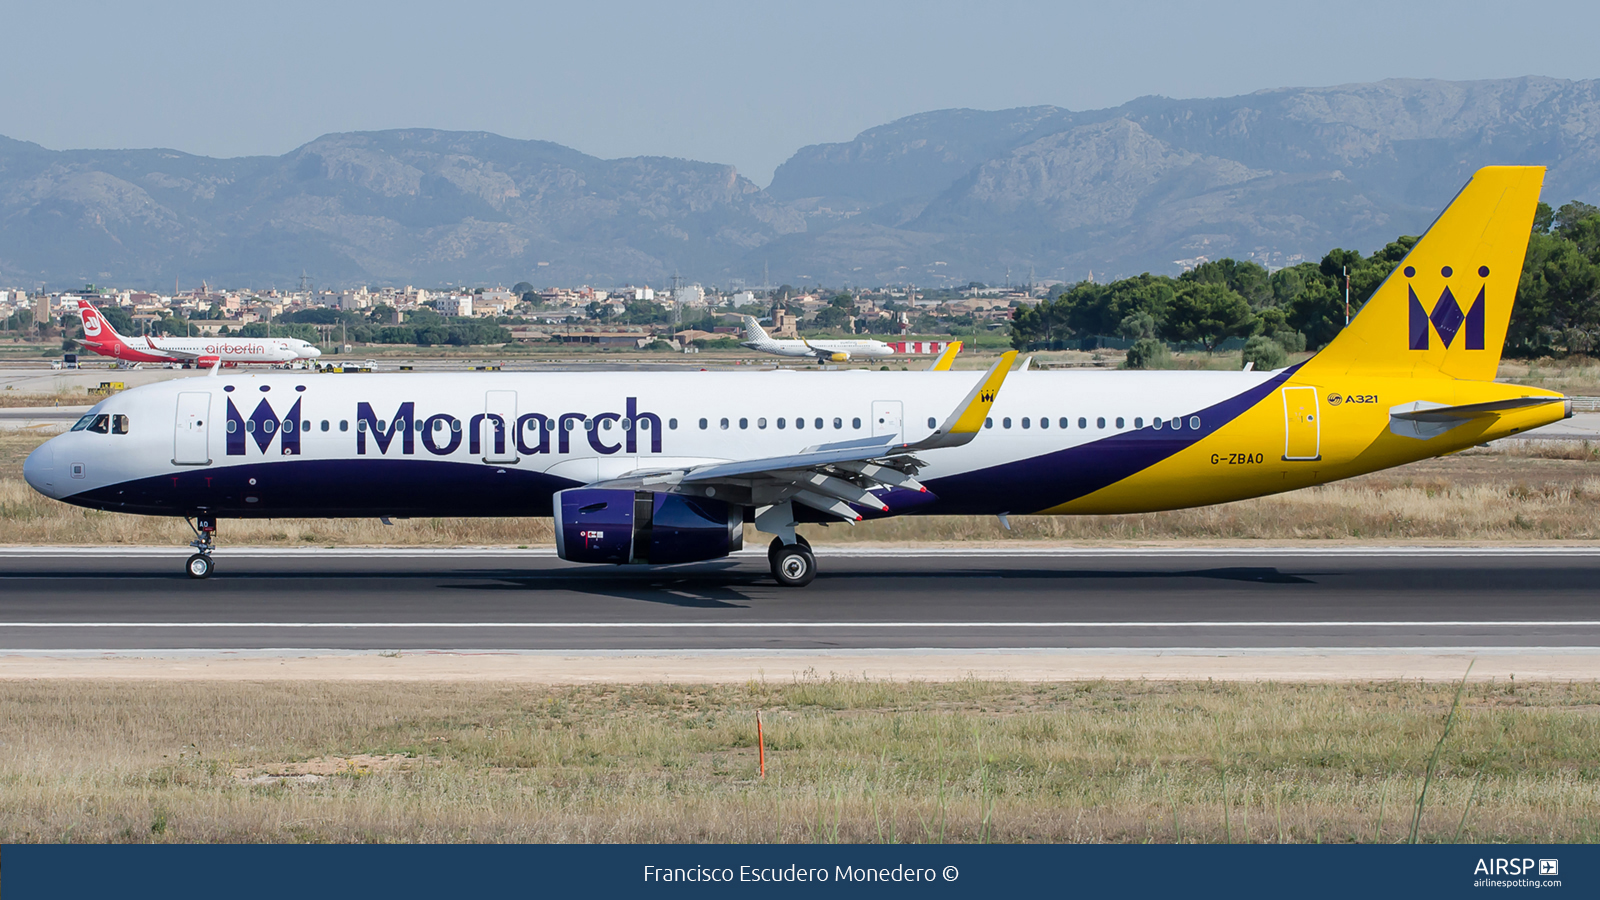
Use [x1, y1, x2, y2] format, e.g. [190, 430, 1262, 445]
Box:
[553, 489, 743, 564]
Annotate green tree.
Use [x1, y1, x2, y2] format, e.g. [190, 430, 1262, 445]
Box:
[1161, 283, 1257, 350]
[1181, 259, 1272, 307]
[1123, 337, 1170, 369]
[1242, 335, 1288, 370]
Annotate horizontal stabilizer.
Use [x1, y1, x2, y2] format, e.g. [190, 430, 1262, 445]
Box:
[1389, 396, 1567, 423]
[1388, 396, 1568, 440]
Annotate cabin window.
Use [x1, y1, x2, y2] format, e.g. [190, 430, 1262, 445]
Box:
[740, 418, 749, 429]
[303, 420, 311, 432]
[777, 418, 787, 429]
[246, 420, 257, 434]
[698, 418, 708, 430]
[928, 417, 936, 429]
[720, 418, 730, 430]
[1040, 417, 1048, 429]
[340, 420, 350, 432]
[320, 420, 329, 432]
[984, 418, 992, 429]
[112, 414, 130, 435]
[1077, 417, 1087, 429]
[834, 417, 843, 429]
[794, 417, 804, 430]
[450, 419, 460, 433]
[757, 418, 768, 429]
[1115, 417, 1124, 429]
[852, 417, 861, 429]
[639, 418, 651, 430]
[435, 419, 446, 432]
[1021, 417, 1030, 429]
[1190, 416, 1201, 430]
[668, 418, 677, 430]
[225, 420, 238, 434]
[1134, 417, 1143, 428]
[583, 418, 594, 431]
[814, 418, 823, 429]
[621, 418, 633, 431]
[283, 419, 295, 434]
[71, 414, 96, 432]
[1153, 418, 1163, 430]
[1096, 417, 1105, 429]
[1003, 417, 1012, 429]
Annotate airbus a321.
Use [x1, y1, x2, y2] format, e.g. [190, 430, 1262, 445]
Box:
[24, 167, 1569, 586]
[739, 315, 896, 362]
[74, 300, 321, 368]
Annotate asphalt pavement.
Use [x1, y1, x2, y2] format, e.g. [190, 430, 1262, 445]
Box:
[0, 547, 1595, 652]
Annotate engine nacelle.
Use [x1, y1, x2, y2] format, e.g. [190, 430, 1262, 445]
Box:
[553, 489, 743, 564]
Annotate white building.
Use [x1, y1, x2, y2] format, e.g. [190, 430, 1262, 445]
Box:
[631, 287, 655, 301]
[434, 294, 473, 317]
[676, 284, 705, 307]
[730, 291, 756, 307]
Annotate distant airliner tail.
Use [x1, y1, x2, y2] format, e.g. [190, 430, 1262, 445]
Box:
[741, 315, 772, 344]
[1300, 165, 1544, 382]
[76, 299, 124, 344]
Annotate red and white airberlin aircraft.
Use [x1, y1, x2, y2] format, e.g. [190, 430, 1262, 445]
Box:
[74, 300, 321, 367]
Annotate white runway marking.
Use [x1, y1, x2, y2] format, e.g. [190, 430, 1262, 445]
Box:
[1, 620, 1597, 629]
[5, 545, 1600, 559]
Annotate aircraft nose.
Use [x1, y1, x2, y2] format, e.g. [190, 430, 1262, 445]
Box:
[303, 347, 322, 358]
[22, 440, 59, 499]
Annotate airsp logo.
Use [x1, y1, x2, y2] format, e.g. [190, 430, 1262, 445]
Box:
[1327, 393, 1343, 406]
[1408, 264, 1488, 351]
[81, 312, 102, 337]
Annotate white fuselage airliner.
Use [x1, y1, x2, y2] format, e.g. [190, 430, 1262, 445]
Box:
[20, 167, 1572, 588]
[74, 300, 321, 367]
[739, 316, 895, 362]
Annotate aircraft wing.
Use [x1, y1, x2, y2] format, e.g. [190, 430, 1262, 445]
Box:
[925, 341, 962, 371]
[589, 351, 1018, 521]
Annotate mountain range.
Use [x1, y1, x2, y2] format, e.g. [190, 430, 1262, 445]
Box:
[3, 76, 1599, 290]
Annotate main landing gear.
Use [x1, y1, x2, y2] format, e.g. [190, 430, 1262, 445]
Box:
[768, 535, 815, 588]
[185, 514, 217, 579]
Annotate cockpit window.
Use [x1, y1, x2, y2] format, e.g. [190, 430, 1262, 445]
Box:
[112, 414, 130, 435]
[86, 414, 110, 434]
[71, 414, 96, 432]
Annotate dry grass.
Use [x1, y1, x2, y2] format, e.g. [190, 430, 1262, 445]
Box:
[0, 678, 1593, 844]
[6, 431, 1600, 546]
[0, 390, 94, 408]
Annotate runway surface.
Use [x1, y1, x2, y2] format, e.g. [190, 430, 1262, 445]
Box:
[0, 547, 1596, 652]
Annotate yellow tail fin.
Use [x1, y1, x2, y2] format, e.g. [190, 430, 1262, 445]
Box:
[1300, 165, 1544, 382]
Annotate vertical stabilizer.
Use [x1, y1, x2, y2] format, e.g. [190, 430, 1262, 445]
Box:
[1300, 166, 1544, 382]
[741, 315, 772, 344]
[76, 300, 124, 343]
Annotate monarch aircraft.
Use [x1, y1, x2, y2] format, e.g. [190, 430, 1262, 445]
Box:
[73, 300, 321, 367]
[22, 166, 1570, 585]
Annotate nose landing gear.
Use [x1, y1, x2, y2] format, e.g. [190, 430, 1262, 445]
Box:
[185, 514, 217, 579]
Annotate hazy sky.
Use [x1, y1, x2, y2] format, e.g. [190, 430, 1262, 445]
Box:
[5, 0, 1598, 185]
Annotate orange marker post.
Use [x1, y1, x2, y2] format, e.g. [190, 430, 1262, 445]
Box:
[757, 710, 766, 779]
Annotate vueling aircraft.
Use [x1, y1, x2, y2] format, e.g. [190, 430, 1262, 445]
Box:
[739, 315, 896, 362]
[23, 166, 1567, 585]
[74, 300, 322, 367]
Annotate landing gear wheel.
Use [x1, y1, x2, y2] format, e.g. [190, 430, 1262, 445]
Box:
[771, 544, 816, 588]
[185, 553, 214, 579]
[767, 535, 811, 567]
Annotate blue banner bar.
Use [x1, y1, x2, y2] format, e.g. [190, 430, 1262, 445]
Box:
[4, 844, 1590, 898]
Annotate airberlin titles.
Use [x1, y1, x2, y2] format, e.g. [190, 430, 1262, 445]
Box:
[223, 393, 665, 459]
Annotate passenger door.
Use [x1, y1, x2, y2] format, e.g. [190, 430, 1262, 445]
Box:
[1282, 386, 1320, 461]
[483, 390, 519, 463]
[871, 400, 904, 443]
[173, 392, 212, 465]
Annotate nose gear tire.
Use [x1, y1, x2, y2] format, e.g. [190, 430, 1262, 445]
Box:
[186, 553, 213, 579]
